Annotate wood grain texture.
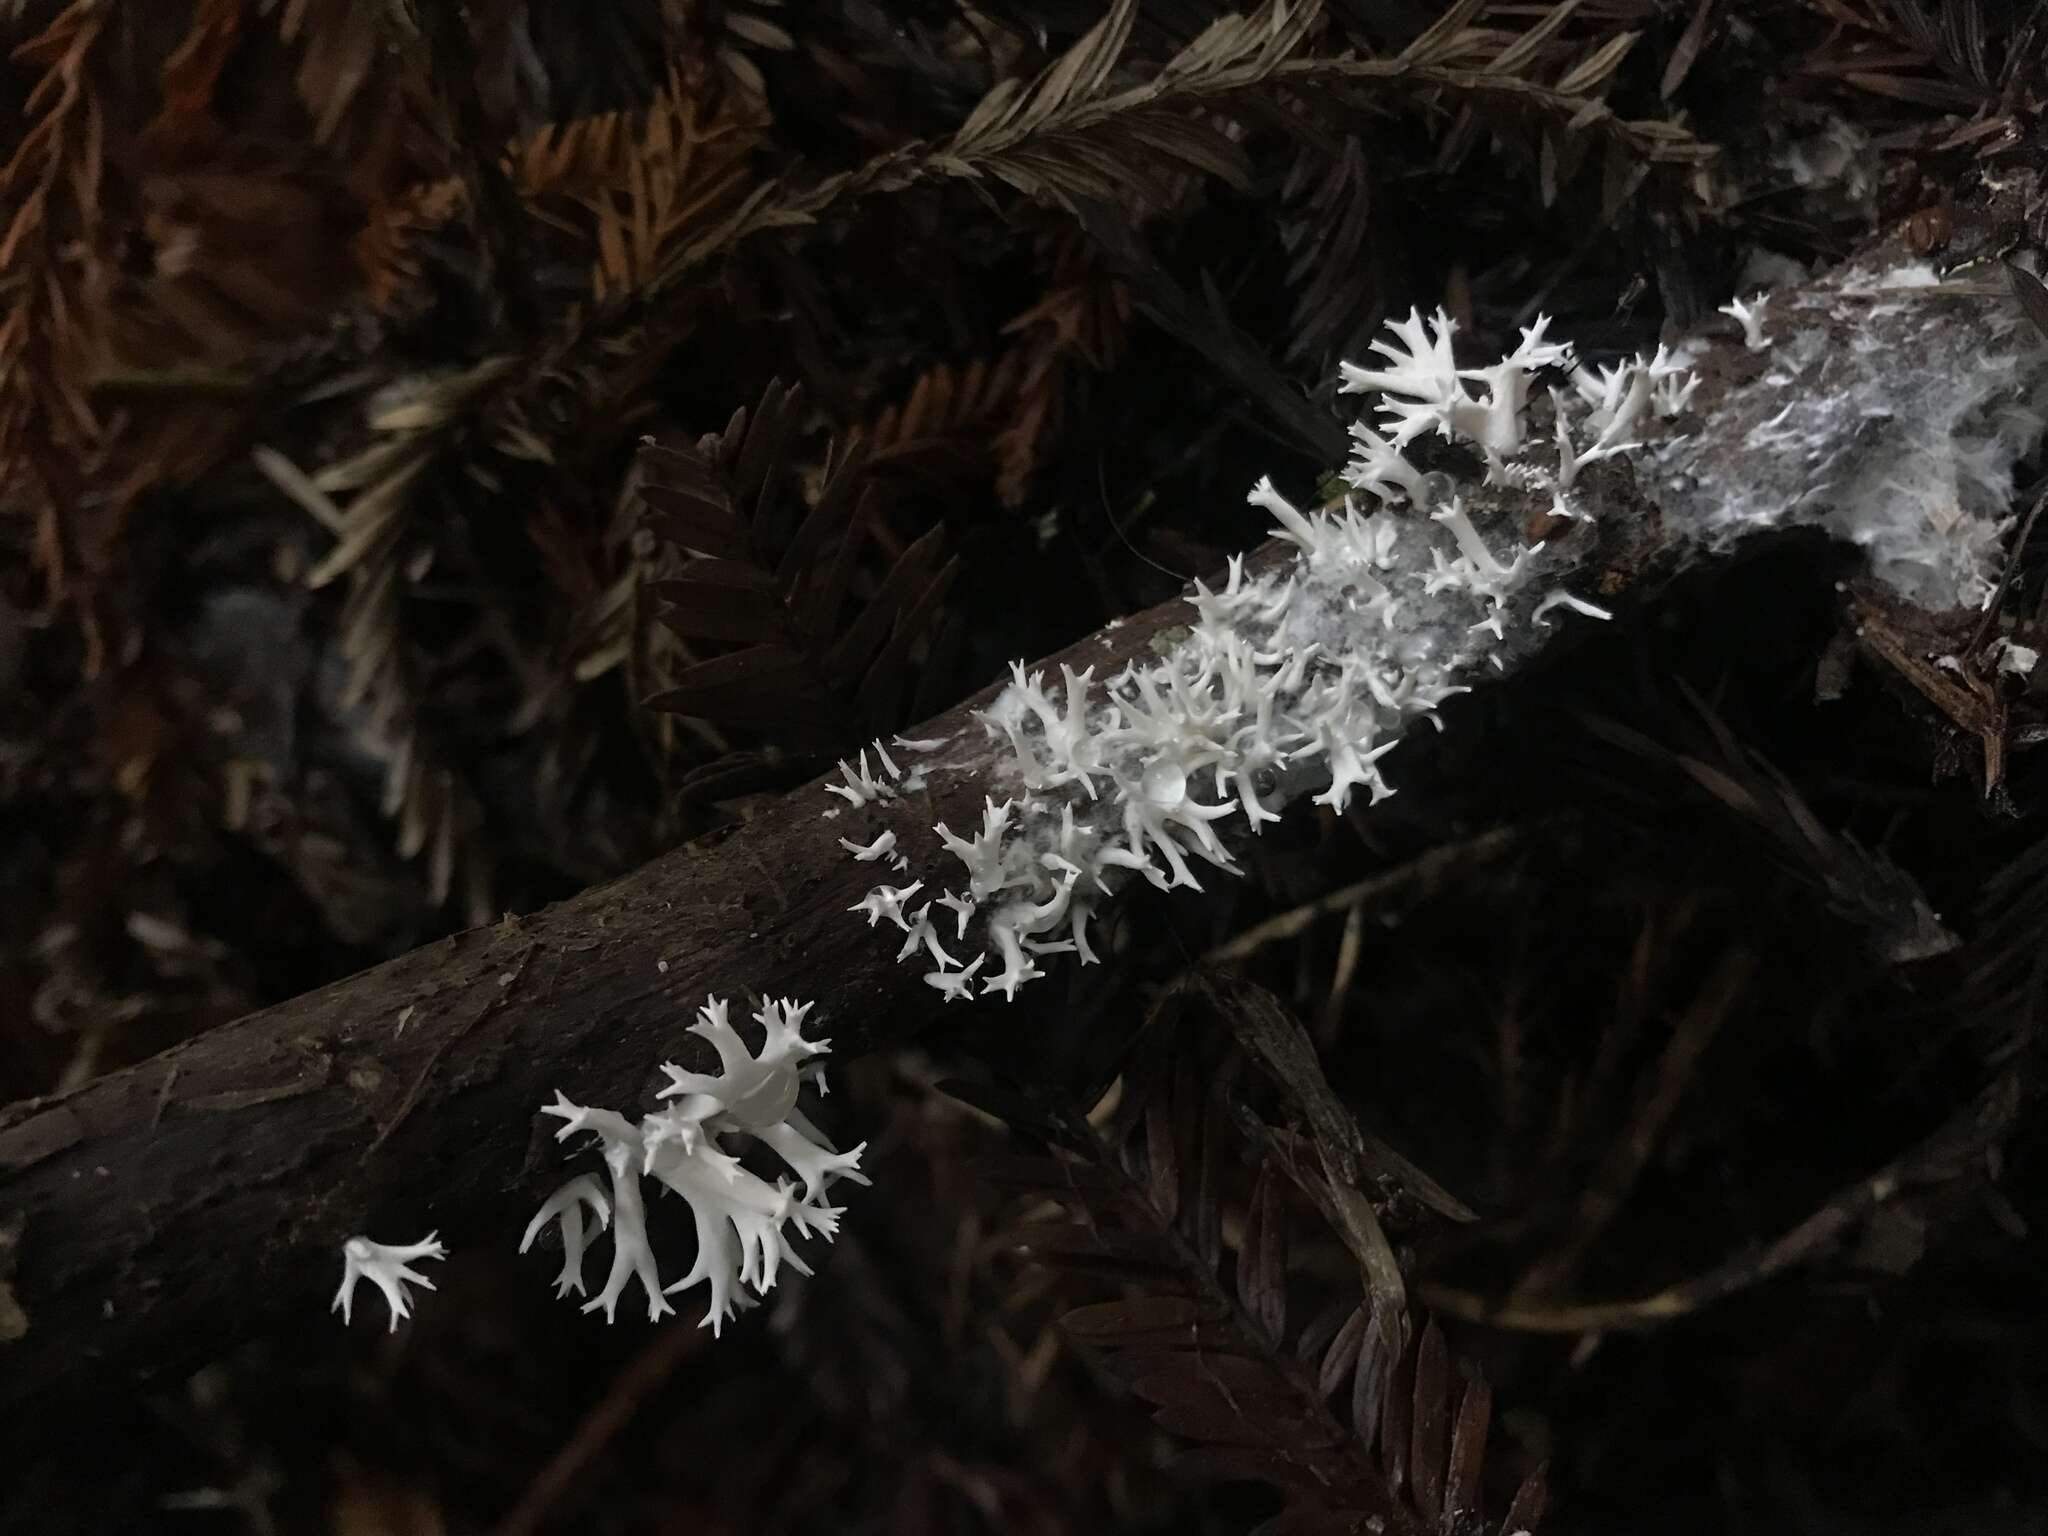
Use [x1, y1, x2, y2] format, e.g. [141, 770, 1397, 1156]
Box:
[0, 555, 1217, 1418]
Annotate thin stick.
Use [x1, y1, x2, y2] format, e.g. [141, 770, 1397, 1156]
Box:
[1207, 827, 1520, 964]
[1421, 1073, 2020, 1334]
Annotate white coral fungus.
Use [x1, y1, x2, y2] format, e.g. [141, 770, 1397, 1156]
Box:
[823, 748, 897, 808]
[1719, 292, 1772, 350]
[830, 313, 1656, 999]
[332, 1233, 447, 1331]
[523, 996, 867, 1334]
[1338, 307, 1574, 457]
[822, 260, 2048, 996]
[830, 309, 1662, 1001]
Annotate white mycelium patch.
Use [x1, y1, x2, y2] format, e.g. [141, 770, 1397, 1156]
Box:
[833, 307, 1672, 1002]
[1651, 256, 2048, 613]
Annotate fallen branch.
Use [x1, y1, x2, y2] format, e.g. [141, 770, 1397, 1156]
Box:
[1418, 1071, 2024, 1333]
[0, 562, 1234, 1411]
[3, 232, 2042, 1419]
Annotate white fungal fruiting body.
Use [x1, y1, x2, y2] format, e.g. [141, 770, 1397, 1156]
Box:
[850, 881, 923, 930]
[333, 1233, 447, 1331]
[1339, 308, 1575, 459]
[838, 830, 897, 862]
[523, 996, 867, 1334]
[1719, 292, 1772, 350]
[823, 747, 899, 808]
[832, 307, 1665, 1002]
[1571, 343, 1698, 455]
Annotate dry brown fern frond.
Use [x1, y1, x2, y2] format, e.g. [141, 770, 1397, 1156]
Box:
[1266, 0, 1702, 320]
[561, 453, 719, 802]
[275, 0, 426, 160]
[853, 223, 1129, 509]
[993, 223, 1131, 506]
[1277, 0, 1715, 169]
[1, 0, 114, 654]
[337, 14, 770, 316]
[506, 61, 770, 305]
[916, 0, 1309, 211]
[109, 151, 400, 363]
[123, 0, 445, 331]
[635, 379, 960, 752]
[951, 979, 1528, 1534]
[95, 0, 448, 366]
[864, 352, 1028, 480]
[1278, 133, 1381, 370]
[1799, 0, 2048, 125]
[3, 0, 458, 673]
[251, 362, 515, 921]
[503, 0, 1712, 519]
[277, 0, 453, 297]
[642, 0, 1320, 295]
[957, 1016, 1546, 1536]
[134, 0, 243, 162]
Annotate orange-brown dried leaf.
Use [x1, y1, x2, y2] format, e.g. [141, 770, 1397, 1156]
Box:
[137, 0, 244, 159]
[508, 66, 768, 303]
[0, 0, 113, 644]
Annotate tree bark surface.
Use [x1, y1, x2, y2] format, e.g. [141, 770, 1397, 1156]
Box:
[0, 566, 1220, 1417]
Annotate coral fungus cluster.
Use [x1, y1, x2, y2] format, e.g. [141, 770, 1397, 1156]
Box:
[520, 996, 867, 1331]
[834, 308, 1673, 1002]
